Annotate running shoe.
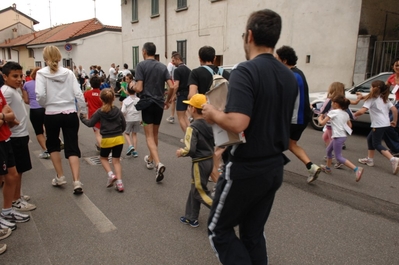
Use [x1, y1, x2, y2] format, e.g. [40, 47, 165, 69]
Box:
[391, 157, 399, 174]
[0, 228, 11, 240]
[320, 164, 332, 174]
[166, 116, 175, 124]
[144, 155, 154, 169]
[307, 164, 321, 184]
[334, 163, 344, 169]
[355, 167, 364, 182]
[39, 151, 50, 159]
[155, 162, 165, 182]
[179, 217, 199, 228]
[0, 244, 6, 255]
[52, 175, 67, 186]
[12, 198, 36, 212]
[115, 182, 124, 192]
[73, 181, 83, 195]
[0, 217, 16, 230]
[132, 151, 138, 158]
[21, 195, 30, 201]
[106, 174, 117, 188]
[126, 145, 135, 156]
[95, 144, 101, 153]
[358, 157, 374, 167]
[0, 209, 30, 223]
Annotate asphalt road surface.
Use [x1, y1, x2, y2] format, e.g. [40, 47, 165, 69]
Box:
[1, 109, 398, 265]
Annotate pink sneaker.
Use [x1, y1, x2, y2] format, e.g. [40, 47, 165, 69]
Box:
[115, 182, 124, 192]
[355, 167, 363, 182]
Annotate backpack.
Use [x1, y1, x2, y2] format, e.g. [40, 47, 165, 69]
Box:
[202, 65, 227, 93]
[117, 72, 124, 82]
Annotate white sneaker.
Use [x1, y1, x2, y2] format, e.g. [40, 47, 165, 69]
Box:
[0, 243, 6, 255]
[39, 151, 50, 159]
[155, 162, 165, 182]
[391, 157, 399, 174]
[106, 174, 117, 188]
[307, 164, 321, 184]
[0, 228, 11, 240]
[52, 175, 67, 186]
[73, 181, 83, 194]
[144, 155, 155, 169]
[12, 198, 36, 212]
[358, 157, 374, 167]
[0, 217, 16, 231]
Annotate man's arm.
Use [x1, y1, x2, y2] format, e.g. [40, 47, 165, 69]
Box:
[202, 104, 250, 134]
[164, 80, 175, 108]
[188, 84, 198, 99]
[134, 80, 143, 93]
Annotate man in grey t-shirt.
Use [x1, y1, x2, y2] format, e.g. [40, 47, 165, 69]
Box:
[134, 42, 174, 183]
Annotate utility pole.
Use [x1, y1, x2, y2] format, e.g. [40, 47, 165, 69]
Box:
[49, 0, 52, 27]
[93, 0, 97, 18]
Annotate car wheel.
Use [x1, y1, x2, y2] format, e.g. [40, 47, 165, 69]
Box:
[311, 112, 323, 131]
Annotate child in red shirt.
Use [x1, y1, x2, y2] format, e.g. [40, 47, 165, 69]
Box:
[84, 76, 103, 152]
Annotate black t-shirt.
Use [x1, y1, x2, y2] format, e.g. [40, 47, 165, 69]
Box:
[173, 63, 191, 92]
[188, 65, 230, 94]
[225, 53, 297, 177]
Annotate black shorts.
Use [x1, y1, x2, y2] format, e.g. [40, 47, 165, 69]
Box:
[30, 108, 46, 135]
[176, 90, 189, 111]
[100, 144, 123, 158]
[141, 103, 163, 125]
[290, 123, 308, 141]
[10, 136, 32, 173]
[0, 140, 16, 175]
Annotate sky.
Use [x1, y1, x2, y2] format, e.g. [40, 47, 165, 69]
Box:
[1, 0, 121, 30]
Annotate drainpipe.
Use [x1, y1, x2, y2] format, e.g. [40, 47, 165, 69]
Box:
[164, 0, 168, 59]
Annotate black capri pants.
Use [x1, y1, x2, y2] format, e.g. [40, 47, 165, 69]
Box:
[44, 113, 81, 158]
[30, 108, 46, 135]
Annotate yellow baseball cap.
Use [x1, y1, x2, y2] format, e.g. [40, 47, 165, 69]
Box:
[182, 94, 207, 109]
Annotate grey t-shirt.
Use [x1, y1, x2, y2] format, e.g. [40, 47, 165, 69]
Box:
[135, 59, 171, 107]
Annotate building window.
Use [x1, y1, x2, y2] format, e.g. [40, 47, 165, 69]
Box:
[28, 48, 34, 58]
[35, 61, 42, 67]
[177, 40, 187, 64]
[151, 0, 159, 16]
[63, 59, 72, 68]
[132, 46, 139, 69]
[132, 0, 138, 21]
[177, 0, 187, 9]
[6, 48, 11, 59]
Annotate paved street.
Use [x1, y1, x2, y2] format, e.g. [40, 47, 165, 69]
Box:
[1, 108, 399, 265]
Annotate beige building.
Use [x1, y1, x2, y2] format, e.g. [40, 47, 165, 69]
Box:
[120, 0, 399, 91]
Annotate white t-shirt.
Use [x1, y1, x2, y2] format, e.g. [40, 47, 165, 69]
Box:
[363, 97, 393, 128]
[109, 67, 117, 80]
[0, 85, 28, 137]
[167, 62, 176, 81]
[122, 69, 131, 77]
[328, 109, 349, 138]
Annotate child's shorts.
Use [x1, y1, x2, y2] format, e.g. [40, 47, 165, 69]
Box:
[10, 136, 32, 173]
[0, 140, 16, 175]
[125, 121, 141, 134]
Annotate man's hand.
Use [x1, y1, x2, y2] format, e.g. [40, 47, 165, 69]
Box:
[164, 101, 170, 110]
[176, 149, 182, 157]
[7, 119, 19, 128]
[202, 103, 217, 124]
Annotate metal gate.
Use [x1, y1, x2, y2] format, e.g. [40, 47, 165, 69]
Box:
[370, 40, 399, 76]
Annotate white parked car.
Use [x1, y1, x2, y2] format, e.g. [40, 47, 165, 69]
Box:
[309, 72, 394, 130]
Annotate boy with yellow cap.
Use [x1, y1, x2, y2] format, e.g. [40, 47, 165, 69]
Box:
[176, 94, 214, 227]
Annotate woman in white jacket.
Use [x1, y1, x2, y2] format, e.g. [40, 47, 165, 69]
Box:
[35, 45, 87, 194]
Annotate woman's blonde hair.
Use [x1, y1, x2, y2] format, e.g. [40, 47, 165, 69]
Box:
[327, 82, 345, 99]
[100, 89, 115, 113]
[42, 45, 61, 73]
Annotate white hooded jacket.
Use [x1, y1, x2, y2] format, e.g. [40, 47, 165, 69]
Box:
[36, 66, 87, 114]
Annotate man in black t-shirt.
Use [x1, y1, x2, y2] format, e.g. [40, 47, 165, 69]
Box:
[202, 9, 298, 265]
[170, 53, 191, 133]
[188, 46, 230, 99]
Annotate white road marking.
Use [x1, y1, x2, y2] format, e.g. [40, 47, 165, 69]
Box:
[75, 194, 117, 233]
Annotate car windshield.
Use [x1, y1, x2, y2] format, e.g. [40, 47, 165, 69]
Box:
[348, 73, 391, 94]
